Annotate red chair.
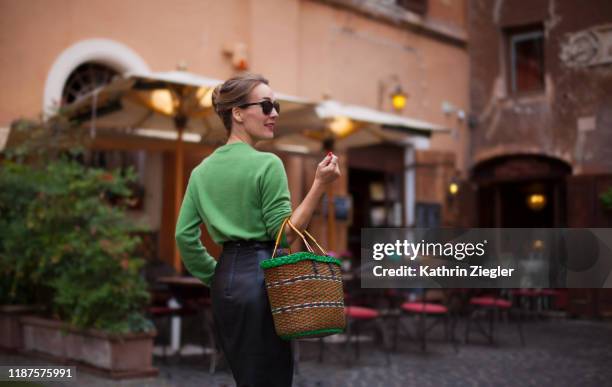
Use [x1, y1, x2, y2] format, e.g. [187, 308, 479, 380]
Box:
[393, 289, 458, 352]
[343, 305, 390, 365]
[511, 288, 545, 320]
[538, 288, 563, 312]
[465, 291, 524, 345]
[318, 290, 391, 366]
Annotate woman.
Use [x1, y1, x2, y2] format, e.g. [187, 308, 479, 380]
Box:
[175, 73, 340, 387]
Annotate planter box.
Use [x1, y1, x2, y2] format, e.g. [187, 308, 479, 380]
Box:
[21, 316, 157, 379]
[0, 305, 41, 351]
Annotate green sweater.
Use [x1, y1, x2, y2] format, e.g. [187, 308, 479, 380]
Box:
[175, 142, 292, 286]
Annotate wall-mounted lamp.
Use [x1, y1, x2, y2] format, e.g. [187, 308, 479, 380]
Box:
[447, 177, 460, 206]
[532, 239, 545, 250]
[391, 87, 408, 111]
[448, 181, 459, 196]
[527, 193, 547, 211]
[378, 75, 407, 112]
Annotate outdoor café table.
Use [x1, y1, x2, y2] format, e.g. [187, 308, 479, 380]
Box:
[156, 276, 215, 363]
[157, 275, 208, 294]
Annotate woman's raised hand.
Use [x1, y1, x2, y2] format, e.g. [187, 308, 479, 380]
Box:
[288, 152, 341, 240]
[315, 152, 341, 186]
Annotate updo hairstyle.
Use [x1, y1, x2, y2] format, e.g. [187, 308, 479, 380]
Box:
[211, 73, 269, 132]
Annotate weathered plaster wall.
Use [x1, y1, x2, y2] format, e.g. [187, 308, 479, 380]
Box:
[468, 0, 612, 174]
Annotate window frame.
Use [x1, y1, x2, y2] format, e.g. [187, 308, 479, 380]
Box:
[61, 62, 119, 106]
[506, 26, 545, 95]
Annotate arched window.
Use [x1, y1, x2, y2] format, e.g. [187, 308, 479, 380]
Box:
[61, 62, 119, 105]
[61, 61, 145, 210]
[44, 38, 149, 115]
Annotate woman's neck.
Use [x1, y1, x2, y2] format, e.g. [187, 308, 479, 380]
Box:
[226, 128, 254, 146]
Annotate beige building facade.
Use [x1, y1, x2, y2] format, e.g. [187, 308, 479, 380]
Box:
[0, 0, 469, 268]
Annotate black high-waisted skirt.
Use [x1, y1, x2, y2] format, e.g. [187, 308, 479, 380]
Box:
[211, 240, 293, 387]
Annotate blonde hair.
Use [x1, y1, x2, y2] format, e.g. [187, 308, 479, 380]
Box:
[212, 73, 269, 132]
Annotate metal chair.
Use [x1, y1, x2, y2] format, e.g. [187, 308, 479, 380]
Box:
[464, 289, 524, 345]
[318, 288, 391, 366]
[393, 288, 459, 352]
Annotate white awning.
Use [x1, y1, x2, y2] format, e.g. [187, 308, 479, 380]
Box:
[269, 99, 448, 152]
[61, 71, 447, 152]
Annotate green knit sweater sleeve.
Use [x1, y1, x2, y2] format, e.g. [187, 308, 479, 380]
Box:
[175, 181, 217, 286]
[260, 155, 292, 245]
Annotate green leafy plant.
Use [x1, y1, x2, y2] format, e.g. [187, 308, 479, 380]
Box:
[0, 162, 48, 305]
[0, 117, 152, 333]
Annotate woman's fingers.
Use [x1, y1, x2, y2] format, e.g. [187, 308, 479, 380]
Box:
[333, 161, 341, 176]
[323, 157, 340, 176]
[319, 154, 333, 167]
[315, 153, 340, 183]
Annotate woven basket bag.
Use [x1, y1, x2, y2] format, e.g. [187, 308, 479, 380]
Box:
[260, 218, 346, 340]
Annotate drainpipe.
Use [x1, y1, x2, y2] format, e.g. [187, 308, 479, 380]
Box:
[405, 146, 416, 227]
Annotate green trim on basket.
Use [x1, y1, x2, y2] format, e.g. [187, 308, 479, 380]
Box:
[280, 328, 344, 340]
[260, 251, 342, 269]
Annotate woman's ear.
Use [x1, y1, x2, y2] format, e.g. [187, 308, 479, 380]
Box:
[232, 107, 243, 123]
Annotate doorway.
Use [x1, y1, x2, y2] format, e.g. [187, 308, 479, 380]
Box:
[347, 168, 404, 261]
[478, 179, 565, 227]
[473, 155, 571, 227]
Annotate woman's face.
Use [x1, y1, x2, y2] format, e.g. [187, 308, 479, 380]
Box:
[234, 83, 278, 142]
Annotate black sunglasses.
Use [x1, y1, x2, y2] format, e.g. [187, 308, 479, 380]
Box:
[238, 100, 280, 115]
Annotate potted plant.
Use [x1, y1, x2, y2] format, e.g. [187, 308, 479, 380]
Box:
[0, 160, 47, 351]
[2, 118, 157, 378]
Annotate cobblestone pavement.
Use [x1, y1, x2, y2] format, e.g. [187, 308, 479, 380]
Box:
[2, 318, 612, 387]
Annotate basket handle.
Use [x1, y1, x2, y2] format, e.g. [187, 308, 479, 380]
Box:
[271, 217, 329, 258]
[272, 217, 291, 259]
[297, 224, 328, 256]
